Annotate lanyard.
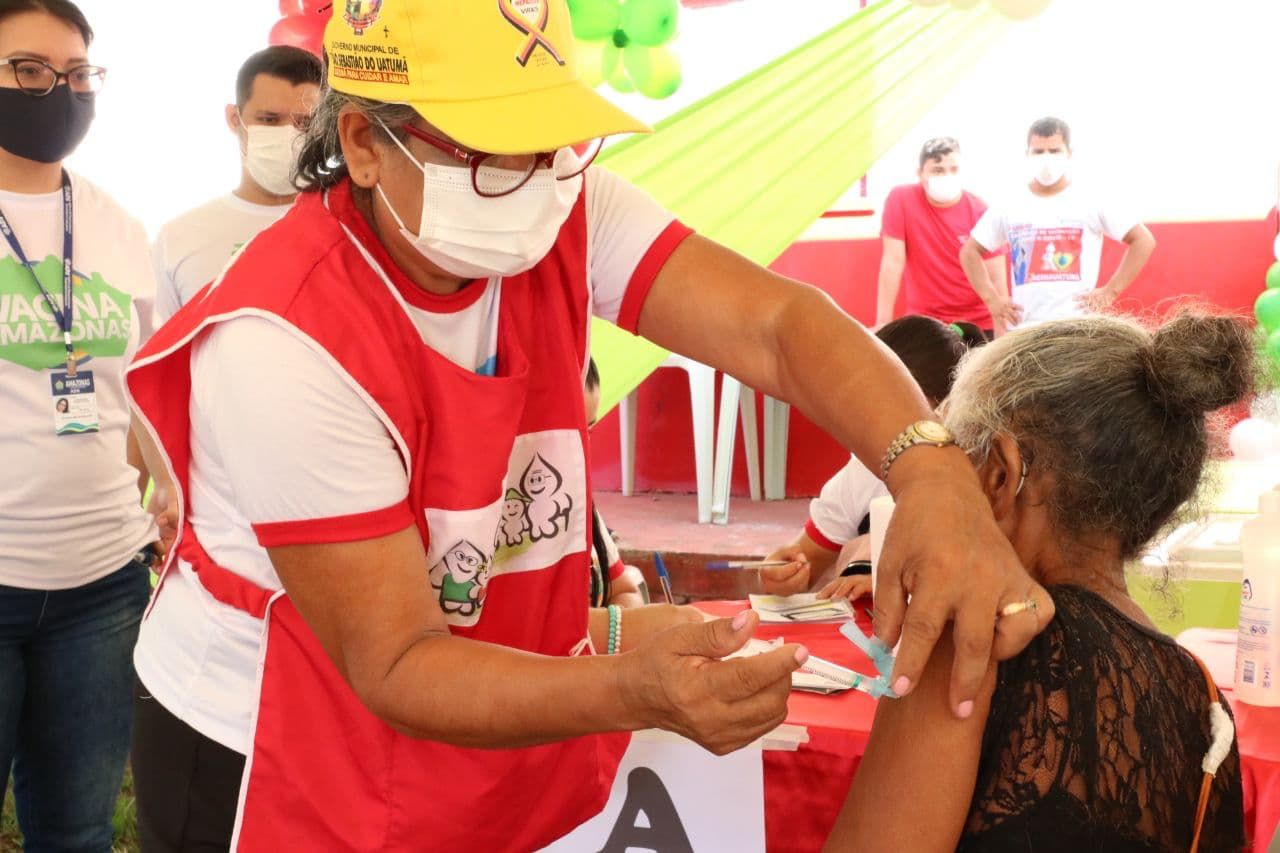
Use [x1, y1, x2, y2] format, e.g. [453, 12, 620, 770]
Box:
[0, 170, 76, 374]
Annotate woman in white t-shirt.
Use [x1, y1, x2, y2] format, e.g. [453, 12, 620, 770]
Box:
[762, 316, 980, 599]
[0, 1, 159, 848]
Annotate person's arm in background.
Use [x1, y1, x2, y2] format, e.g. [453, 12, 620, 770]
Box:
[874, 189, 908, 328]
[129, 413, 177, 559]
[151, 233, 182, 324]
[126, 428, 149, 500]
[637, 235, 1053, 715]
[961, 207, 1021, 333]
[981, 252, 1007, 325]
[128, 229, 176, 553]
[875, 237, 907, 329]
[762, 531, 838, 595]
[762, 456, 880, 596]
[607, 566, 647, 610]
[960, 238, 1021, 333]
[1074, 224, 1156, 313]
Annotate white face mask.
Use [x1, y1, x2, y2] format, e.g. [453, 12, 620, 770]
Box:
[376, 124, 581, 280]
[924, 173, 963, 204]
[243, 124, 303, 197]
[1029, 152, 1069, 187]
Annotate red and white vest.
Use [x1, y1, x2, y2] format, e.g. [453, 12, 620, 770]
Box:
[128, 180, 629, 851]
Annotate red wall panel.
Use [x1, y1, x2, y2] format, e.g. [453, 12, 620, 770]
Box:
[591, 218, 1275, 497]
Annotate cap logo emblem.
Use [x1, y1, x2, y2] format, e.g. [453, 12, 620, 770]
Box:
[497, 0, 566, 67]
[344, 0, 383, 36]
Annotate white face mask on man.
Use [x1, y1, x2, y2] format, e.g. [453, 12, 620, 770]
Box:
[375, 122, 582, 280]
[924, 173, 963, 204]
[1029, 152, 1069, 187]
[243, 124, 304, 197]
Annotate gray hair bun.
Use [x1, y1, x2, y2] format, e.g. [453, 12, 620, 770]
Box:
[1141, 313, 1255, 416]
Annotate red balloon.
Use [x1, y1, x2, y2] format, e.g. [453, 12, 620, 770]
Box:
[277, 0, 303, 14]
[267, 14, 326, 56]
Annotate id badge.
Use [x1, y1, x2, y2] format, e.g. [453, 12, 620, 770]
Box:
[51, 370, 100, 435]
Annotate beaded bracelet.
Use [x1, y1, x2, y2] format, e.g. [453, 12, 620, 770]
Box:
[607, 605, 622, 655]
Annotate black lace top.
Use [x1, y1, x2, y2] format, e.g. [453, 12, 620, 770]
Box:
[957, 585, 1245, 852]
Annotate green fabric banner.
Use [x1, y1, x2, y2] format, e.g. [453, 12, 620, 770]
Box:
[590, 0, 1008, 415]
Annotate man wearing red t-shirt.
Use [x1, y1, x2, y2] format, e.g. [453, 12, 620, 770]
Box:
[875, 137, 1005, 333]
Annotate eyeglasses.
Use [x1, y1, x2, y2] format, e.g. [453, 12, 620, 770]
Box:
[0, 58, 106, 97]
[400, 124, 602, 198]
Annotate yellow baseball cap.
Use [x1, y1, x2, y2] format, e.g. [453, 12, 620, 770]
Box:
[323, 0, 651, 155]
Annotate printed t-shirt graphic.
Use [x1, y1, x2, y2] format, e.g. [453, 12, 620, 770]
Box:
[0, 254, 132, 368]
[1010, 224, 1084, 285]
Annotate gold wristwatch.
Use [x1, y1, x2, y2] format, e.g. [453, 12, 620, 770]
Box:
[880, 420, 955, 479]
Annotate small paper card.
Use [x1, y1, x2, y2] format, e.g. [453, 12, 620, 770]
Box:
[749, 593, 854, 624]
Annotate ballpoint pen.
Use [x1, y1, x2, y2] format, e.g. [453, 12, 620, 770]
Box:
[653, 552, 675, 604]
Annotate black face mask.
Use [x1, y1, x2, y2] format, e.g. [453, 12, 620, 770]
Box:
[0, 84, 95, 164]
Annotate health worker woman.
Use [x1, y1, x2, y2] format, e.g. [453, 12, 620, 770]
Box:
[127, 1, 1054, 849]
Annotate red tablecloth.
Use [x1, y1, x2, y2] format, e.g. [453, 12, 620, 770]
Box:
[698, 601, 1280, 852]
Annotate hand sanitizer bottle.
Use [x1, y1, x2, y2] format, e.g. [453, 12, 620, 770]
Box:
[1235, 488, 1280, 706]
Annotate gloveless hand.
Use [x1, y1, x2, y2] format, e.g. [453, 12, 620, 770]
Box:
[147, 482, 178, 570]
[874, 448, 1054, 718]
[758, 545, 810, 596]
[817, 574, 871, 602]
[1073, 286, 1117, 313]
[985, 295, 1024, 329]
[617, 611, 805, 755]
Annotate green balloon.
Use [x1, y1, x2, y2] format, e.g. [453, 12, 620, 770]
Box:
[1258, 287, 1280, 333]
[619, 0, 678, 47]
[600, 40, 621, 80]
[1268, 260, 1280, 290]
[568, 0, 621, 41]
[1268, 329, 1280, 365]
[623, 45, 682, 99]
[607, 59, 635, 93]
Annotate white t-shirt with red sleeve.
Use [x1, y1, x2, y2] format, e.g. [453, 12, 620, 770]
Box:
[804, 455, 888, 553]
[969, 183, 1138, 326]
[132, 167, 685, 754]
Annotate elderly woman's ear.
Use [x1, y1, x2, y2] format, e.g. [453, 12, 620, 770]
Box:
[338, 109, 382, 190]
[978, 432, 1028, 528]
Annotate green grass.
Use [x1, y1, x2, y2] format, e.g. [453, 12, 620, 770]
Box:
[2, 766, 139, 852]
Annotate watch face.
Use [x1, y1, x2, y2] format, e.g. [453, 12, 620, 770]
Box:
[914, 421, 952, 443]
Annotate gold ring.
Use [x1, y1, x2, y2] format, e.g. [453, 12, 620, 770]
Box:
[999, 599, 1038, 618]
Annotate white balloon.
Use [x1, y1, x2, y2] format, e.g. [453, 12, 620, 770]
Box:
[1229, 418, 1277, 462]
[1273, 230, 1280, 261]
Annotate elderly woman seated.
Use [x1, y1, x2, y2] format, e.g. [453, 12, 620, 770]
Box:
[829, 313, 1250, 852]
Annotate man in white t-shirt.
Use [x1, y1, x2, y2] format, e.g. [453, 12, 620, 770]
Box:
[152, 46, 322, 321]
[959, 117, 1157, 332]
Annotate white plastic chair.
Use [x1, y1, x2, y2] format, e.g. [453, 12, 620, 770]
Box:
[619, 354, 716, 524]
[710, 378, 790, 525]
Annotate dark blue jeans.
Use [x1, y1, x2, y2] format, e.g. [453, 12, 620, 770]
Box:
[0, 554, 151, 852]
